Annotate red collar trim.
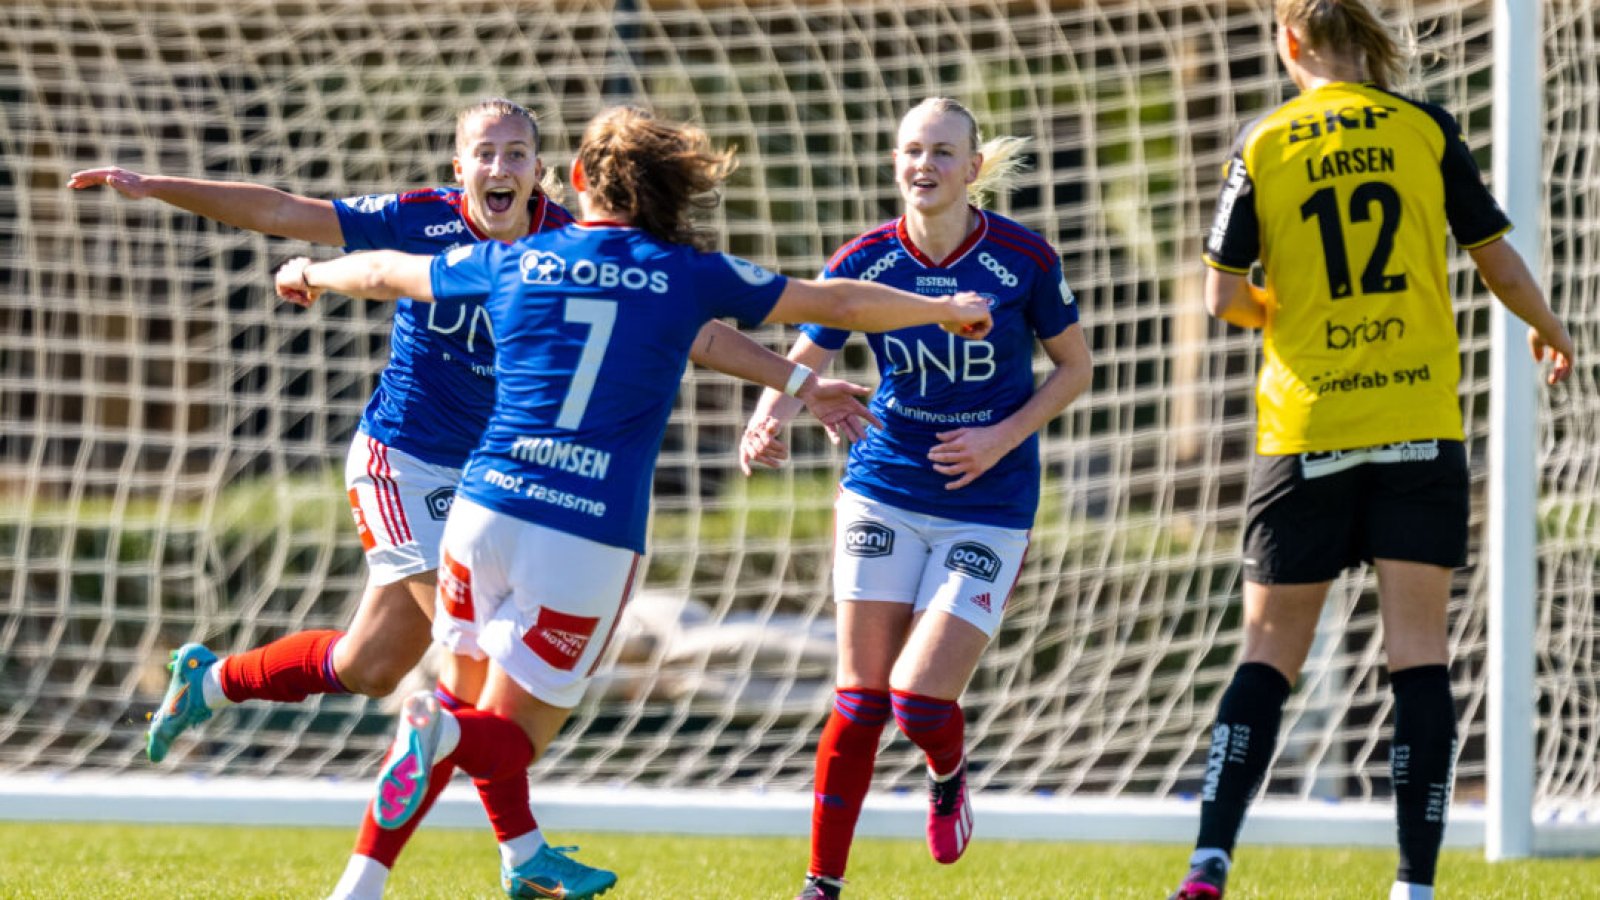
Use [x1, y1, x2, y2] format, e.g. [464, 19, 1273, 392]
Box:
[896, 208, 988, 268]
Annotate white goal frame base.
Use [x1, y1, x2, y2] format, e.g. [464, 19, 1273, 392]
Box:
[8, 774, 1595, 853]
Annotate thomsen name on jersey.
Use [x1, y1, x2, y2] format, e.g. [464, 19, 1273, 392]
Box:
[510, 436, 612, 480]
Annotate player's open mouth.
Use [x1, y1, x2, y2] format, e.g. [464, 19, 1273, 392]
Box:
[912, 178, 937, 190]
[485, 188, 517, 213]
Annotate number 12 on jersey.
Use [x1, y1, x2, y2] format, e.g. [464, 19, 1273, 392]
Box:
[1300, 181, 1408, 300]
[556, 298, 617, 430]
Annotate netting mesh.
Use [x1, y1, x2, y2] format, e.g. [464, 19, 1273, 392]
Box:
[2, 0, 1597, 816]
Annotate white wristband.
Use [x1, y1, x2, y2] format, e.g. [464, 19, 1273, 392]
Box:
[783, 363, 814, 397]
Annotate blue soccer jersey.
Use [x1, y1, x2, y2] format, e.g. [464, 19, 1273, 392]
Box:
[333, 187, 574, 467]
[801, 210, 1079, 528]
[430, 224, 789, 552]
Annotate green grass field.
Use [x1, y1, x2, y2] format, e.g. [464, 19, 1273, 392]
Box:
[1, 823, 1596, 899]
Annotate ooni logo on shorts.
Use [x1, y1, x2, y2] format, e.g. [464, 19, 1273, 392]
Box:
[424, 487, 455, 521]
[945, 542, 1001, 582]
[843, 522, 895, 558]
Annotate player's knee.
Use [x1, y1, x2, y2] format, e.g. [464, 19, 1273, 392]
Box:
[335, 658, 410, 698]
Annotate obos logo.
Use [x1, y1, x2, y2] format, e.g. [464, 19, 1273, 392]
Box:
[424, 220, 465, 238]
[347, 193, 396, 213]
[424, 487, 455, 521]
[722, 254, 777, 286]
[520, 250, 566, 285]
[843, 522, 894, 558]
[944, 541, 1001, 582]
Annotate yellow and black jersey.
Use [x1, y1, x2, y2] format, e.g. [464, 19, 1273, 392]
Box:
[1203, 81, 1511, 454]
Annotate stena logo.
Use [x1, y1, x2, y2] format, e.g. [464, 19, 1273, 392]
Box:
[843, 522, 895, 558]
[568, 258, 669, 294]
[978, 252, 1018, 288]
[424, 219, 466, 238]
[1059, 275, 1077, 306]
[859, 250, 901, 282]
[520, 250, 566, 285]
[721, 254, 777, 286]
[347, 193, 396, 214]
[944, 541, 1001, 582]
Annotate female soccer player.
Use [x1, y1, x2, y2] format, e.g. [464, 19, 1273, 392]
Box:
[1168, 4, 1574, 899]
[738, 97, 1094, 900]
[70, 98, 874, 900]
[271, 104, 994, 900]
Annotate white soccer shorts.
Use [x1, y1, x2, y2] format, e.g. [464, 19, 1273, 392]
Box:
[431, 495, 640, 708]
[344, 431, 462, 586]
[831, 488, 1029, 637]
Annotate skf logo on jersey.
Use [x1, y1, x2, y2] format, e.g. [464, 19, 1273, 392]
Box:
[520, 250, 566, 285]
[424, 220, 465, 238]
[721, 253, 777, 286]
[440, 551, 474, 621]
[347, 193, 396, 213]
[347, 488, 376, 552]
[523, 607, 600, 672]
[1059, 276, 1076, 306]
[978, 252, 1018, 288]
[424, 487, 455, 521]
[970, 592, 992, 613]
[945, 542, 1001, 582]
[843, 522, 895, 558]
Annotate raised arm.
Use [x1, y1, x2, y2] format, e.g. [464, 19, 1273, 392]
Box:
[274, 253, 435, 306]
[763, 278, 991, 337]
[1468, 238, 1576, 385]
[739, 335, 845, 475]
[69, 167, 344, 246]
[691, 322, 876, 459]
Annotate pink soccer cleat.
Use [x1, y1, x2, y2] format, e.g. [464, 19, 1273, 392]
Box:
[925, 757, 973, 864]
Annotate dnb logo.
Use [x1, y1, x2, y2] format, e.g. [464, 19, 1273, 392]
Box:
[425, 487, 455, 521]
[944, 542, 1001, 582]
[843, 521, 894, 558]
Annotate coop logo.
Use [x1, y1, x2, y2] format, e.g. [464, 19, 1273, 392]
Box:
[721, 254, 777, 286]
[424, 220, 466, 238]
[860, 250, 901, 282]
[523, 607, 600, 672]
[424, 487, 455, 521]
[978, 252, 1018, 288]
[348, 193, 396, 214]
[520, 250, 566, 285]
[944, 542, 1001, 582]
[843, 522, 895, 558]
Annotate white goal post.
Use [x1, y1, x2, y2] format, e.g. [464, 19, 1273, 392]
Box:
[2, 0, 1596, 856]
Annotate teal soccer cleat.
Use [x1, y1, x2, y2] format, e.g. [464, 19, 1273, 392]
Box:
[147, 643, 218, 763]
[501, 844, 618, 899]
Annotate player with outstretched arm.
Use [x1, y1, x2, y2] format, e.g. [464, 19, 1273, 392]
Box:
[739, 97, 1094, 900]
[71, 97, 876, 899]
[271, 104, 993, 900]
[1168, 3, 1574, 899]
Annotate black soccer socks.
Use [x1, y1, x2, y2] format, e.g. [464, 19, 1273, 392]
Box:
[1194, 661, 1293, 855]
[1390, 664, 1456, 887]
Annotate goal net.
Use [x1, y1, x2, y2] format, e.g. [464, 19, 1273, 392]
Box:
[3, 0, 1596, 847]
